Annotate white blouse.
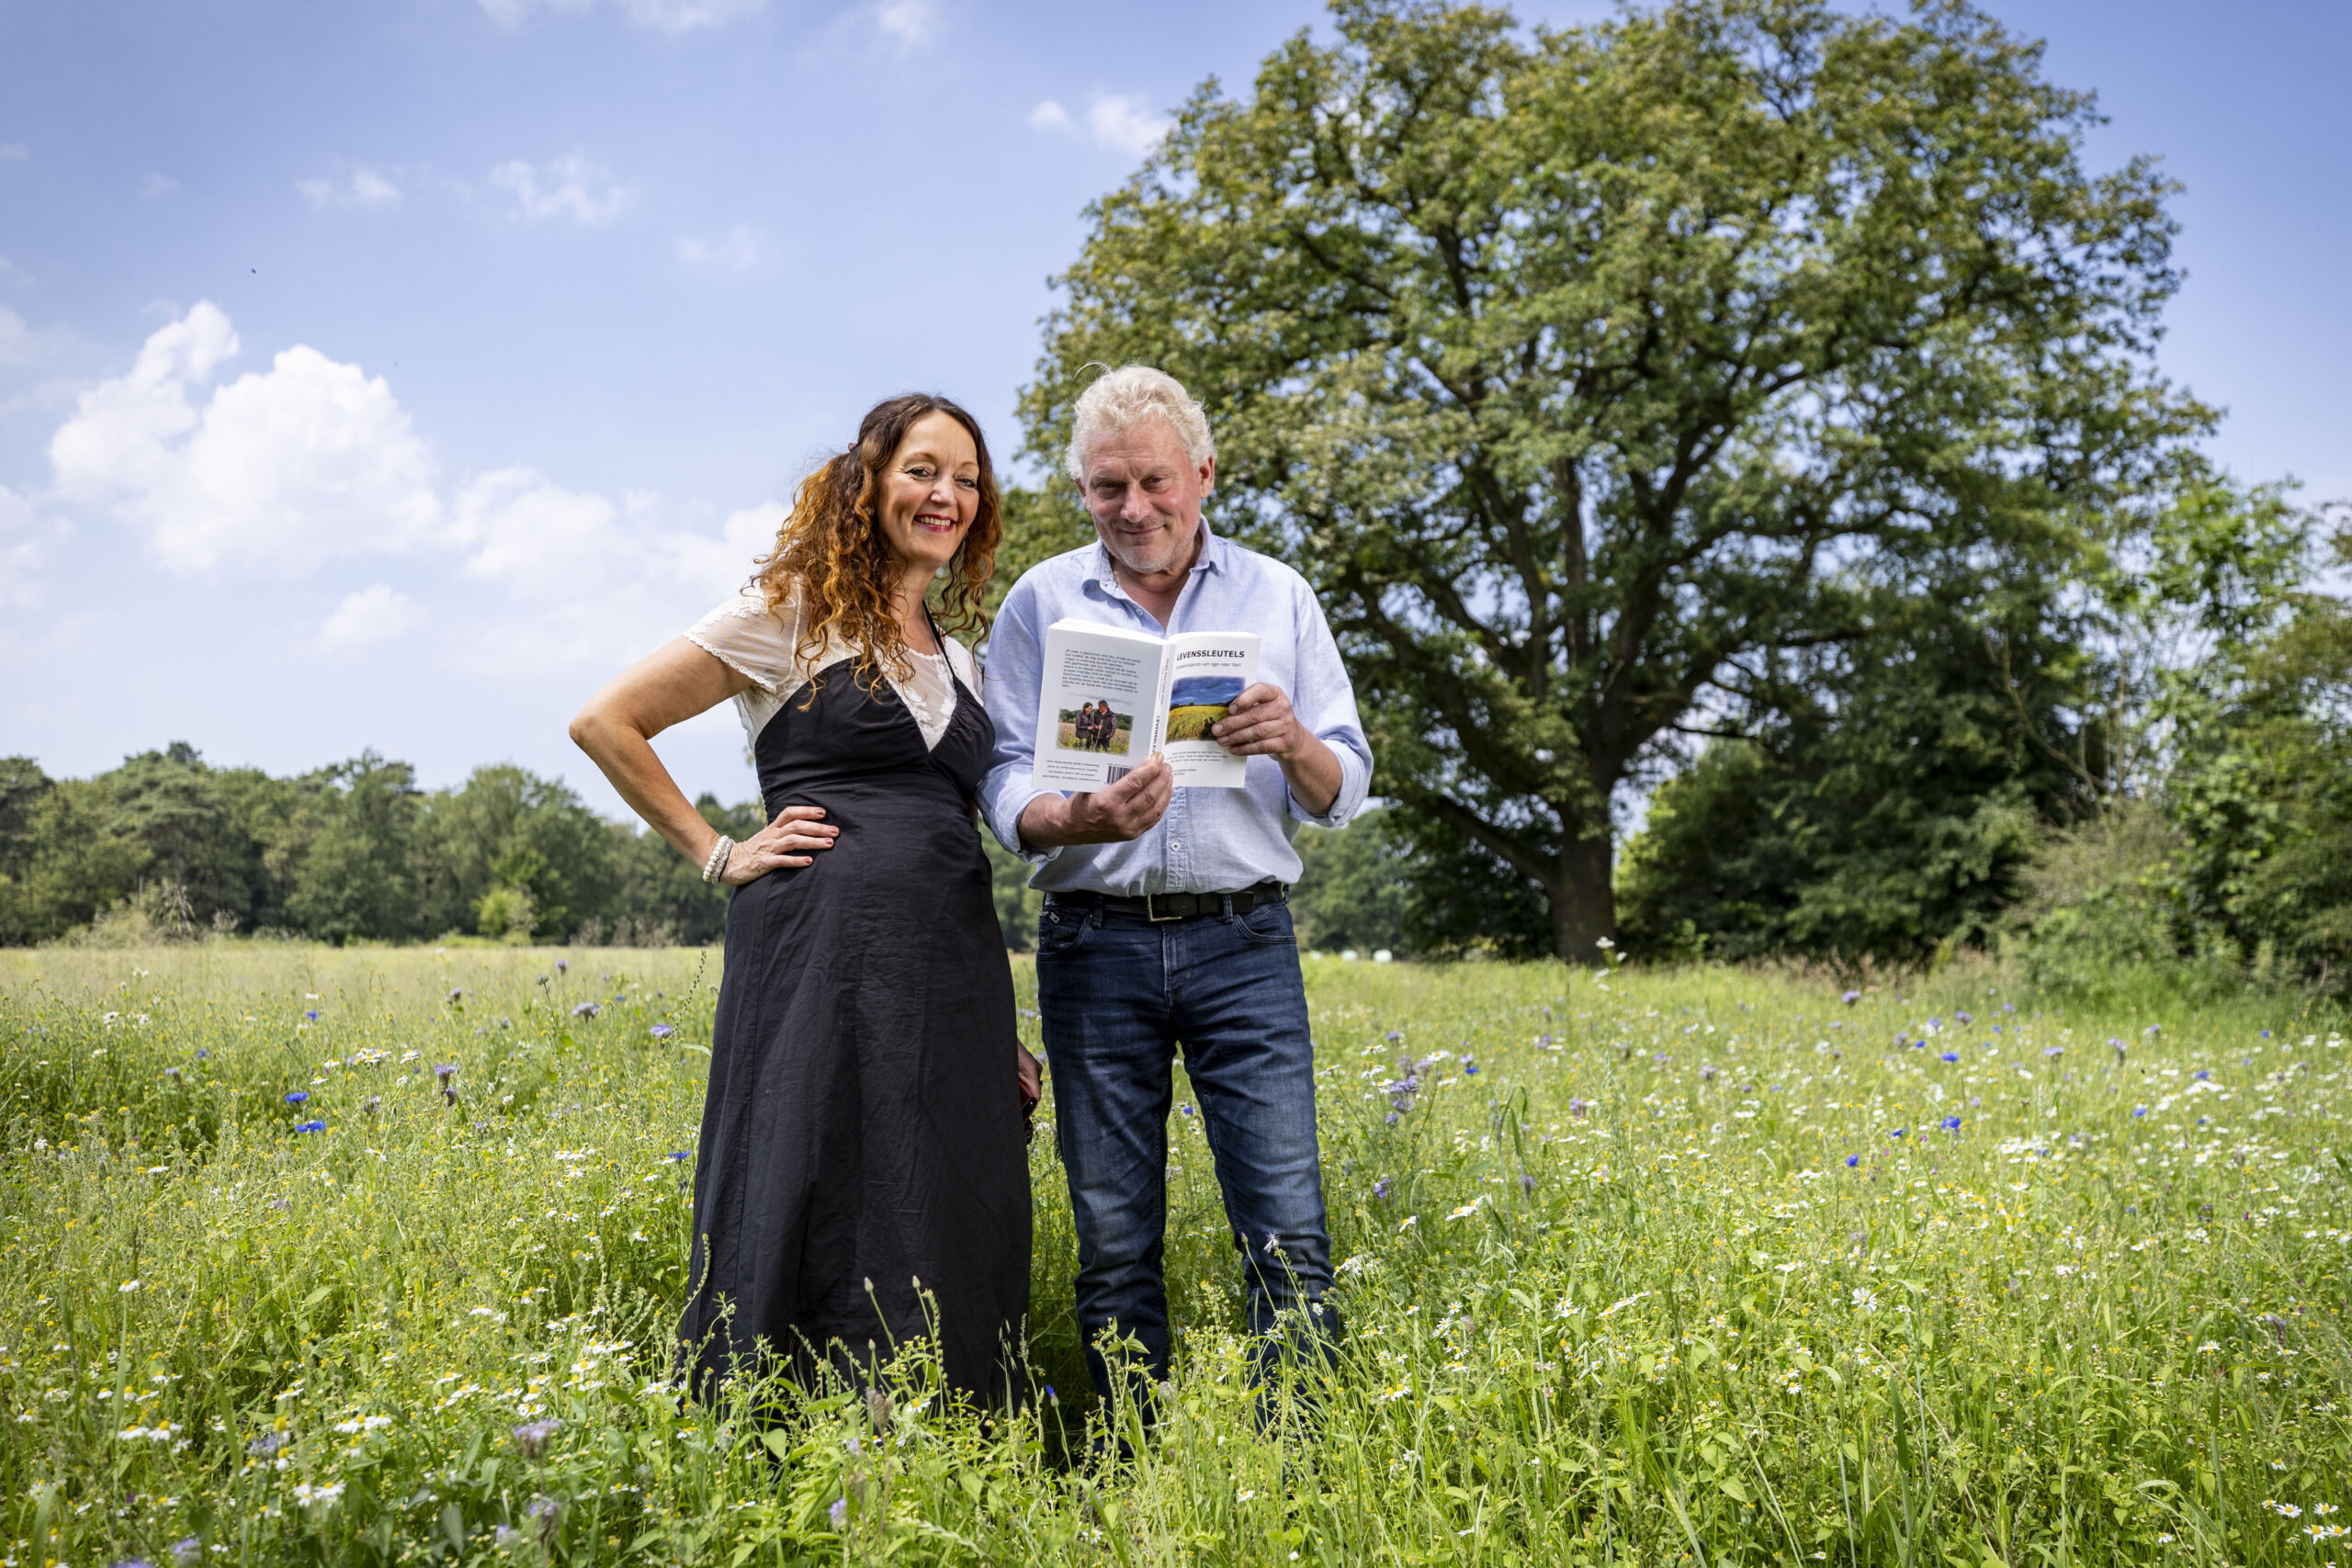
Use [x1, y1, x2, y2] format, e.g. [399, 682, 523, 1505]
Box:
[684, 591, 977, 750]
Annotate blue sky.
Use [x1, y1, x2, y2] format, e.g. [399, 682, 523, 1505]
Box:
[3, 0, 2346, 818]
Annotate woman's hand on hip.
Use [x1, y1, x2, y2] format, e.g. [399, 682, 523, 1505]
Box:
[718, 806, 839, 885]
[1016, 1044, 1042, 1110]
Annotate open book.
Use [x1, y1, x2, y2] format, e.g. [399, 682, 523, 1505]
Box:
[1028, 620, 1261, 791]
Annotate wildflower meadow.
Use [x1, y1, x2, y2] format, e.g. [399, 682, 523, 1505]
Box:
[0, 943, 2345, 1566]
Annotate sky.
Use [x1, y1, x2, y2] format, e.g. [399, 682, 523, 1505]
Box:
[2, 0, 2346, 819]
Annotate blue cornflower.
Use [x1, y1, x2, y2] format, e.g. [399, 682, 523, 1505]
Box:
[1373, 1178, 1392, 1200]
[2132, 1106, 2148, 1118]
[2192, 1068, 2210, 1081]
[649, 1024, 674, 1040]
[293, 1120, 325, 1134]
[1890, 1127, 1906, 1140]
[1941, 1115, 1962, 1133]
[1845, 1155, 1860, 1168]
[197, 1049, 209, 1059]
[2260, 1030, 2272, 1039]
[1463, 1058, 1480, 1076]
[667, 1151, 691, 1161]
[303, 1010, 320, 1021]
[1940, 1051, 1959, 1063]
[285, 1090, 309, 1106]
[1178, 1104, 1194, 1116]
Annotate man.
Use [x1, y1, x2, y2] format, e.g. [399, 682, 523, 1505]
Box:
[981, 365, 1373, 1425]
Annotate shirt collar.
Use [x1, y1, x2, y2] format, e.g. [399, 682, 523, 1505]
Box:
[1088, 515, 1224, 597]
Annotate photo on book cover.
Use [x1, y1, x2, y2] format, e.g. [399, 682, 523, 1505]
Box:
[1055, 699, 1136, 757]
[1164, 674, 1246, 743]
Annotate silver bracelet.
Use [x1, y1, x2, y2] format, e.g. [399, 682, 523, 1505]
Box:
[701, 836, 734, 884]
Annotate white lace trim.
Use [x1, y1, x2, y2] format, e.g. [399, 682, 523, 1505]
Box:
[684, 592, 971, 751]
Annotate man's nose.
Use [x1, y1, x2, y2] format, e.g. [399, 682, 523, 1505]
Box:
[1120, 489, 1156, 523]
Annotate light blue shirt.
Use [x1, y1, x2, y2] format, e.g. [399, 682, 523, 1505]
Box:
[979, 524, 1374, 897]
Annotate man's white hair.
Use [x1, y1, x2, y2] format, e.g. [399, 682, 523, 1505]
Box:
[1064, 365, 1216, 482]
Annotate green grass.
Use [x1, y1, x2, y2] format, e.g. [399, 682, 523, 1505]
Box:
[1, 944, 2346, 1565]
[1162, 706, 1227, 744]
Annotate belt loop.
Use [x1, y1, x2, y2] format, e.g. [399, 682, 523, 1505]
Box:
[1220, 892, 1234, 923]
[1088, 893, 1104, 930]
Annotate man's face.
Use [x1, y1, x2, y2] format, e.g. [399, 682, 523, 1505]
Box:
[1076, 417, 1214, 581]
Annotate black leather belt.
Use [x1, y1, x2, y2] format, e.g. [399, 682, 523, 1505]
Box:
[1046, 880, 1287, 923]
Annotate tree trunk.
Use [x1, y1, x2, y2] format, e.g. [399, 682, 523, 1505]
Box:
[1547, 832, 1617, 964]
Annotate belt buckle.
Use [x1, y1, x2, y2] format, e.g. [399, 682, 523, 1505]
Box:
[1145, 892, 1184, 923]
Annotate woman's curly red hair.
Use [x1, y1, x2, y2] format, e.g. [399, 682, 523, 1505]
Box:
[751, 393, 1001, 690]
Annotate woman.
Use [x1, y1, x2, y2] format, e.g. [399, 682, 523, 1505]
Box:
[570, 393, 1037, 1405]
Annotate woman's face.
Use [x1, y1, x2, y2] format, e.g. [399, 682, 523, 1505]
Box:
[876, 411, 982, 576]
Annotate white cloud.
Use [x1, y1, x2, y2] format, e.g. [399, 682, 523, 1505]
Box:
[1086, 95, 1170, 157]
[675, 226, 761, 269]
[319, 583, 424, 651]
[1028, 100, 1071, 132]
[49, 302, 444, 575]
[477, 0, 765, 33]
[139, 173, 178, 199]
[298, 168, 401, 210]
[873, 0, 936, 51]
[490, 156, 632, 227]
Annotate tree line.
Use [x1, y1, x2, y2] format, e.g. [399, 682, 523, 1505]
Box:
[0, 746, 762, 949]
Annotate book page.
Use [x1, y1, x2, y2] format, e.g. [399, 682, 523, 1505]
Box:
[1030, 620, 1167, 789]
[1159, 633, 1261, 789]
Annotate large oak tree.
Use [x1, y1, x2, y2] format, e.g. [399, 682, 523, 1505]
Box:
[1017, 0, 2211, 960]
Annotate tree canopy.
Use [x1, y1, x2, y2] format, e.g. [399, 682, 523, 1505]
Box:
[1017, 0, 2214, 960]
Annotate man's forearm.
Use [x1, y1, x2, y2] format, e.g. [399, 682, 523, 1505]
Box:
[1016, 792, 1087, 852]
[1281, 735, 1344, 818]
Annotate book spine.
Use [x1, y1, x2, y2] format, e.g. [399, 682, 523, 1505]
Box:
[1150, 642, 1175, 754]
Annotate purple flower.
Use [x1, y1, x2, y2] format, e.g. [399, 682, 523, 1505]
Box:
[1939, 1051, 1959, 1063]
[556, 959, 569, 973]
[293, 1120, 325, 1134]
[667, 1150, 691, 1161]
[362, 1095, 382, 1114]
[1845, 1155, 1860, 1168]
[1384, 1030, 1404, 1042]
[1841, 990, 1860, 1006]
[571, 1002, 599, 1020]
[2132, 1106, 2148, 1118]
[2143, 1024, 2159, 1037]
[1928, 1017, 1943, 1030]
[1463, 1058, 1480, 1077]
[303, 1010, 320, 1021]
[512, 1419, 560, 1458]
[284, 1089, 308, 1105]
[649, 1024, 674, 1040]
[110, 1558, 155, 1568]
[447, 987, 463, 1004]
[246, 1429, 288, 1456]
[1373, 1178, 1392, 1200]
[1566, 1098, 1589, 1118]
[434, 1063, 457, 1087]
[1941, 1115, 1962, 1133]
[1700, 1064, 1717, 1082]
[1890, 1127, 1906, 1140]
[829, 1496, 848, 1529]
[1385, 1111, 1399, 1127]
[2192, 1069, 2211, 1081]
[1955, 1011, 1973, 1025]
[1519, 1174, 1535, 1196]
[2259, 1029, 2272, 1039]
[172, 1540, 201, 1567]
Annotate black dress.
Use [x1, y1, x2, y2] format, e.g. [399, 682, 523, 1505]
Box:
[678, 648, 1030, 1404]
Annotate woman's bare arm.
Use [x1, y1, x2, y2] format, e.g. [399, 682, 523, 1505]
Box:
[569, 637, 838, 883]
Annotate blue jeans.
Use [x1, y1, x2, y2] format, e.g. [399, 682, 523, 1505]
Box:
[1035, 895, 1340, 1411]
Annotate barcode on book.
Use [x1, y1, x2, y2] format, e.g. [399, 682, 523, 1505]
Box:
[1104, 765, 1133, 784]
